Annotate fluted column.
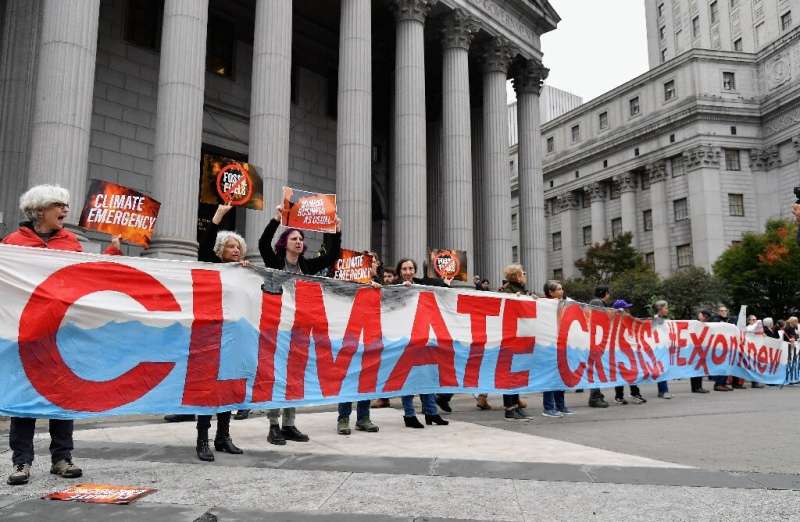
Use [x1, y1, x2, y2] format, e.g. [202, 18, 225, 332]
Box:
[470, 109, 485, 278]
[685, 145, 725, 270]
[336, 0, 371, 250]
[245, 0, 293, 258]
[558, 193, 579, 279]
[479, 37, 516, 287]
[0, 0, 40, 232]
[513, 60, 549, 290]
[588, 181, 606, 244]
[647, 161, 671, 275]
[618, 172, 637, 247]
[27, 0, 100, 232]
[390, 0, 434, 265]
[441, 9, 478, 277]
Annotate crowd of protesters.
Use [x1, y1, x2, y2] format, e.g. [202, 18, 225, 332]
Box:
[3, 184, 798, 487]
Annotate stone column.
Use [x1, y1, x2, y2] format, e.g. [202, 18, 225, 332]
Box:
[144, 0, 209, 259]
[26, 0, 101, 231]
[440, 9, 478, 276]
[390, 0, 434, 265]
[245, 0, 293, 258]
[479, 36, 516, 287]
[684, 145, 725, 271]
[513, 59, 549, 290]
[647, 161, 671, 275]
[588, 181, 607, 244]
[470, 109, 485, 278]
[557, 192, 579, 279]
[335, 0, 371, 251]
[0, 0, 40, 232]
[618, 172, 637, 247]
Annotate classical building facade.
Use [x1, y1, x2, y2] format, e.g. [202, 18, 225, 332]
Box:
[0, 0, 558, 288]
[539, 25, 800, 281]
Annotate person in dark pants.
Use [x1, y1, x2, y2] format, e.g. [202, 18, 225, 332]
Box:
[541, 280, 574, 417]
[652, 300, 672, 399]
[611, 300, 647, 405]
[497, 264, 534, 421]
[692, 310, 712, 393]
[587, 286, 612, 408]
[4, 184, 122, 485]
[714, 305, 744, 390]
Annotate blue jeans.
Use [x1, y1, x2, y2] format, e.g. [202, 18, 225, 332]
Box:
[401, 394, 437, 416]
[338, 400, 371, 421]
[542, 390, 566, 411]
[713, 375, 728, 386]
[657, 381, 669, 394]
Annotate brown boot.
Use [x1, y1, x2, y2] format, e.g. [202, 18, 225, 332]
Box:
[517, 398, 527, 409]
[371, 398, 390, 408]
[475, 394, 492, 410]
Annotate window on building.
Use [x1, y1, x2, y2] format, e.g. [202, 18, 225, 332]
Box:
[660, 26, 666, 40]
[553, 269, 563, 280]
[661, 48, 668, 63]
[603, 159, 608, 168]
[676, 244, 693, 267]
[710, 1, 719, 24]
[728, 193, 745, 216]
[756, 22, 765, 46]
[723, 71, 736, 90]
[206, 14, 236, 78]
[611, 218, 623, 239]
[675, 29, 683, 51]
[674, 198, 688, 221]
[575, 170, 580, 178]
[635, 147, 640, 157]
[692, 16, 700, 38]
[549, 180, 554, 188]
[581, 190, 590, 208]
[609, 182, 620, 200]
[670, 133, 676, 143]
[734, 38, 743, 51]
[730, 125, 737, 135]
[512, 245, 519, 263]
[599, 111, 608, 130]
[724, 149, 741, 170]
[641, 172, 651, 190]
[629, 96, 640, 117]
[671, 156, 685, 177]
[643, 209, 653, 231]
[645, 252, 655, 269]
[782, 11, 792, 32]
[546, 136, 554, 153]
[511, 212, 518, 230]
[571, 124, 581, 143]
[547, 197, 557, 216]
[124, 0, 164, 50]
[583, 226, 593, 246]
[664, 80, 676, 101]
[552, 232, 562, 251]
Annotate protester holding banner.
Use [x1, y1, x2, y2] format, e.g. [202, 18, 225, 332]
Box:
[259, 204, 342, 444]
[653, 301, 673, 399]
[497, 264, 534, 421]
[587, 286, 612, 408]
[691, 310, 713, 393]
[612, 299, 647, 405]
[541, 280, 574, 418]
[3, 184, 122, 486]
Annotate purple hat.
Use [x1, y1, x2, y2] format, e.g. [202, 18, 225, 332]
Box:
[612, 299, 633, 309]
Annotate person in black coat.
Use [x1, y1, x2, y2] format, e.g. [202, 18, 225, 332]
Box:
[259, 204, 342, 445]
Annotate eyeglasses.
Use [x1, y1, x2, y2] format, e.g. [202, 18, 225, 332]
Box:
[50, 203, 69, 209]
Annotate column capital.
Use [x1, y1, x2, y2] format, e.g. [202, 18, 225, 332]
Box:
[646, 161, 668, 183]
[392, 0, 437, 23]
[683, 144, 720, 172]
[512, 60, 549, 96]
[556, 192, 579, 213]
[586, 181, 606, 202]
[617, 172, 636, 193]
[480, 36, 517, 74]
[441, 8, 479, 50]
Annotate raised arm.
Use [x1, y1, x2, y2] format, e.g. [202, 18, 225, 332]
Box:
[259, 217, 282, 269]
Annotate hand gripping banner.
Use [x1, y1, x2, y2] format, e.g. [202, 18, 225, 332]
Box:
[0, 245, 790, 419]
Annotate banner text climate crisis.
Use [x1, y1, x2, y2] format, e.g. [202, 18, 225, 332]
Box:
[0, 245, 788, 418]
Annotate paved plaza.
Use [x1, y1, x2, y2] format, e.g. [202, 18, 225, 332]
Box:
[1, 381, 799, 521]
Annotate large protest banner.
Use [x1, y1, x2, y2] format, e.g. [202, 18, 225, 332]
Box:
[0, 244, 789, 419]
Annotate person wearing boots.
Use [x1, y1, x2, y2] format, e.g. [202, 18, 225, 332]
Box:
[541, 280, 574, 417]
[498, 264, 534, 421]
[652, 301, 673, 399]
[4, 184, 122, 486]
[260, 204, 342, 444]
[692, 310, 712, 393]
[611, 300, 647, 405]
[194, 204, 247, 461]
[587, 286, 612, 408]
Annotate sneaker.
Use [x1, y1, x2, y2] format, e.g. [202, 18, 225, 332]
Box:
[541, 409, 563, 418]
[355, 418, 379, 432]
[559, 407, 576, 415]
[504, 408, 532, 421]
[50, 458, 82, 478]
[337, 418, 351, 435]
[588, 398, 609, 408]
[7, 463, 31, 486]
[657, 392, 673, 399]
[714, 384, 732, 392]
[614, 397, 628, 405]
[630, 395, 647, 404]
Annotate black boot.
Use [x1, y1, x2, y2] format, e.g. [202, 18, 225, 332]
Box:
[267, 424, 286, 445]
[214, 436, 243, 454]
[425, 414, 449, 426]
[281, 425, 309, 442]
[403, 415, 424, 428]
[196, 439, 214, 462]
[435, 395, 452, 413]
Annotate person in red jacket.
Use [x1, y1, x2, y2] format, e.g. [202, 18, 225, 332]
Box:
[3, 184, 120, 486]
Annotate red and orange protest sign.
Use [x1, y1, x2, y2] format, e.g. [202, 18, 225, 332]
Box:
[426, 249, 468, 282]
[44, 483, 157, 504]
[78, 180, 160, 246]
[200, 154, 264, 210]
[331, 249, 374, 283]
[281, 186, 337, 233]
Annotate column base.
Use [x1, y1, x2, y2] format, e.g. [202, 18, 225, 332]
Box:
[141, 238, 198, 260]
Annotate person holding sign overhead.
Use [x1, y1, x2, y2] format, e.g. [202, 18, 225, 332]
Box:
[259, 204, 342, 445]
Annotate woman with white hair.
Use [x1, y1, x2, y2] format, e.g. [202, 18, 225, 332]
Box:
[3, 184, 121, 487]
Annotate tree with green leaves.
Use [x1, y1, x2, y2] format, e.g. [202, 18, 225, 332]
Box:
[659, 266, 728, 320]
[574, 232, 644, 283]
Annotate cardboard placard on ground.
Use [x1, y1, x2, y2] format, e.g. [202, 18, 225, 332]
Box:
[281, 186, 337, 234]
[44, 483, 157, 504]
[426, 249, 468, 282]
[199, 154, 264, 210]
[78, 180, 161, 247]
[330, 248, 374, 283]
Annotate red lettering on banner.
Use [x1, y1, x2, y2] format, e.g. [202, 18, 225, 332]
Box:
[495, 299, 537, 389]
[757, 345, 768, 374]
[383, 292, 457, 392]
[768, 348, 781, 374]
[343, 287, 383, 394]
[617, 314, 638, 383]
[607, 314, 620, 382]
[587, 310, 609, 384]
[457, 295, 502, 388]
[18, 262, 178, 412]
[674, 321, 690, 366]
[183, 270, 246, 406]
[556, 303, 587, 387]
[710, 334, 728, 365]
[745, 341, 758, 371]
[688, 326, 710, 375]
[636, 320, 663, 379]
[252, 293, 282, 402]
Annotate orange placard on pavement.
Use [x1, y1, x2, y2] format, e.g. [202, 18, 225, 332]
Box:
[44, 483, 157, 504]
[331, 248, 374, 283]
[426, 249, 468, 282]
[78, 180, 161, 247]
[199, 154, 264, 210]
[281, 186, 337, 234]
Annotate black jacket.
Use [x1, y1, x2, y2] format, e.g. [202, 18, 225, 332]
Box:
[411, 276, 449, 287]
[499, 281, 527, 295]
[198, 221, 223, 263]
[259, 218, 341, 275]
